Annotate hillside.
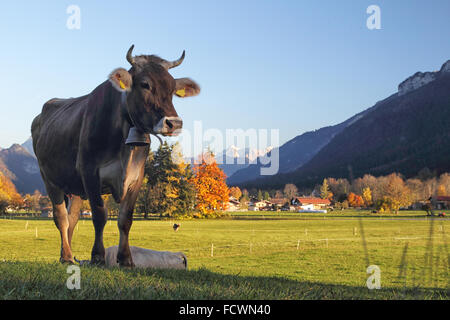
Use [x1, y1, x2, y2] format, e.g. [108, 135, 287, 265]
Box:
[237, 60, 450, 189]
[0, 144, 45, 194]
[227, 95, 393, 185]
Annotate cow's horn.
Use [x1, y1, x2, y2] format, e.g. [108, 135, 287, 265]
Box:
[162, 50, 185, 69]
[126, 44, 135, 66]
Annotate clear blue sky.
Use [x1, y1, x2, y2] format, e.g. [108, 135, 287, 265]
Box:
[0, 0, 449, 150]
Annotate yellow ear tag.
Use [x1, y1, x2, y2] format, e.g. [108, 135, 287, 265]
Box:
[119, 79, 126, 90]
[176, 88, 186, 97]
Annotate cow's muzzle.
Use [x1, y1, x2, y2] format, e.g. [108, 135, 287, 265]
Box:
[153, 116, 183, 136]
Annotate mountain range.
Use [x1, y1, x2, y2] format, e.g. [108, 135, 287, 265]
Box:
[228, 60, 450, 189]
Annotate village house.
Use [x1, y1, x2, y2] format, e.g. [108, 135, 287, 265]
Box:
[291, 197, 331, 211]
[432, 196, 450, 210]
[40, 207, 53, 218]
[248, 199, 270, 211]
[226, 196, 241, 212]
[81, 210, 92, 217]
[269, 198, 288, 211]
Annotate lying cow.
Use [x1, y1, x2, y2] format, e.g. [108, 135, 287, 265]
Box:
[104, 245, 187, 270]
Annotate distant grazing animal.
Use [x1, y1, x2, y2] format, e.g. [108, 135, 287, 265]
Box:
[173, 223, 180, 232]
[105, 245, 187, 270]
[31, 45, 200, 267]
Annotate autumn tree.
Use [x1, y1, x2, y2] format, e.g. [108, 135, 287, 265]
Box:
[274, 190, 284, 199]
[229, 186, 242, 200]
[0, 172, 23, 214]
[362, 187, 373, 207]
[23, 194, 33, 213]
[381, 173, 412, 214]
[405, 178, 423, 203]
[438, 173, 450, 196]
[190, 151, 229, 216]
[436, 184, 447, 197]
[283, 184, 298, 200]
[347, 192, 364, 207]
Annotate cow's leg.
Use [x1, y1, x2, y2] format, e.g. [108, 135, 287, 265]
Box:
[43, 180, 74, 263]
[117, 186, 141, 267]
[67, 195, 82, 248]
[82, 171, 108, 265]
[89, 196, 108, 265]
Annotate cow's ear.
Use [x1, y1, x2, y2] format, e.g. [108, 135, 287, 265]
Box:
[108, 68, 132, 92]
[174, 78, 200, 98]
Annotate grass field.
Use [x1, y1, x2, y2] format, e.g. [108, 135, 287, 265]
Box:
[0, 211, 449, 299]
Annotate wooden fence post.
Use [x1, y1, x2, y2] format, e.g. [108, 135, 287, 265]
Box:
[211, 243, 214, 257]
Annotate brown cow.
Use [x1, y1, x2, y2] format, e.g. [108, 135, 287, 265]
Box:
[31, 45, 200, 266]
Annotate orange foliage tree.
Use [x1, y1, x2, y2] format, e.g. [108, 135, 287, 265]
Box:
[0, 172, 23, 214]
[229, 186, 242, 200]
[190, 152, 229, 215]
[347, 192, 364, 207]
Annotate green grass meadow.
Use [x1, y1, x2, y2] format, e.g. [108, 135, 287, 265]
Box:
[0, 211, 449, 299]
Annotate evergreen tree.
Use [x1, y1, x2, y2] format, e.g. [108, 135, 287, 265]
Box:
[320, 179, 330, 200]
[257, 190, 263, 201]
[137, 142, 195, 217]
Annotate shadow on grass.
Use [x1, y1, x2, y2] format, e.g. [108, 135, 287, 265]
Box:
[0, 261, 447, 300]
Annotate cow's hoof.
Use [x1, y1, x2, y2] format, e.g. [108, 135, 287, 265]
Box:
[118, 258, 135, 268]
[74, 257, 91, 266]
[119, 262, 135, 268]
[59, 257, 76, 265]
[90, 255, 106, 266]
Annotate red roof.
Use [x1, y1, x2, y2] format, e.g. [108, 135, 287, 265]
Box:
[436, 196, 450, 201]
[294, 197, 331, 205]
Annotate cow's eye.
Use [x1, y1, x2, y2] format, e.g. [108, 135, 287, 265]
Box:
[140, 82, 150, 90]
